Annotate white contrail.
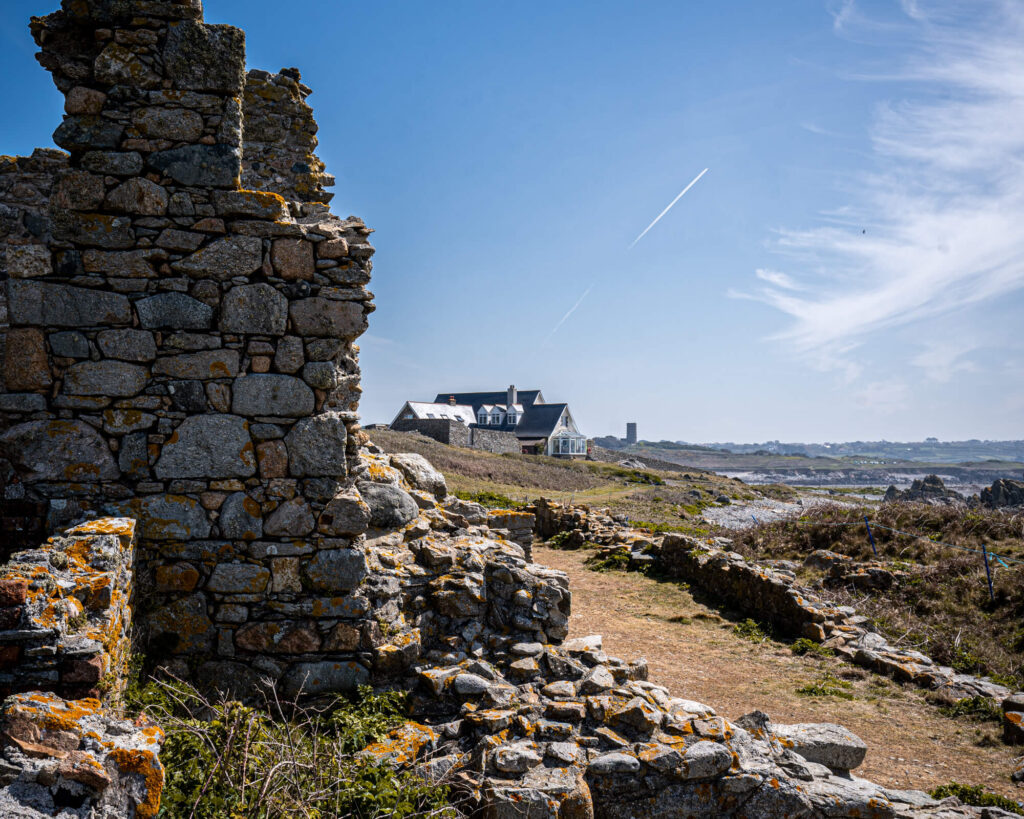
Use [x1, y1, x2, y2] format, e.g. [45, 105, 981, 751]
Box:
[542, 168, 708, 345]
[541, 285, 593, 347]
[628, 167, 708, 249]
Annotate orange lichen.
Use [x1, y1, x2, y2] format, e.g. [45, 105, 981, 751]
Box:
[108, 748, 163, 818]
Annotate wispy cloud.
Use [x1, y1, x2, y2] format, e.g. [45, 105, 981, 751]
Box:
[755, 268, 803, 290]
[854, 379, 910, 414]
[910, 340, 978, 383]
[745, 1, 1024, 376]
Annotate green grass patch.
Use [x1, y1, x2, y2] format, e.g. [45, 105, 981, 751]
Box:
[928, 783, 1023, 815]
[733, 618, 770, 642]
[938, 696, 1003, 722]
[584, 550, 631, 572]
[453, 489, 517, 508]
[796, 672, 855, 700]
[790, 637, 835, 657]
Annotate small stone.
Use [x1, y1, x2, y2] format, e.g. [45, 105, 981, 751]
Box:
[389, 453, 447, 500]
[149, 143, 242, 188]
[49, 331, 90, 359]
[154, 414, 256, 479]
[163, 20, 246, 94]
[170, 236, 263, 280]
[289, 297, 367, 339]
[772, 723, 868, 771]
[274, 336, 305, 373]
[105, 177, 168, 215]
[680, 740, 734, 779]
[96, 328, 157, 362]
[280, 661, 369, 697]
[153, 350, 240, 380]
[136, 292, 213, 330]
[52, 170, 106, 211]
[8, 281, 131, 327]
[206, 564, 270, 594]
[64, 361, 148, 396]
[132, 107, 203, 141]
[218, 492, 263, 540]
[154, 563, 201, 592]
[156, 229, 205, 253]
[317, 238, 349, 259]
[493, 744, 542, 774]
[272, 239, 314, 280]
[271, 557, 302, 593]
[52, 113, 124, 151]
[578, 666, 615, 695]
[285, 412, 348, 477]
[102, 409, 157, 434]
[257, 440, 289, 479]
[301, 361, 341, 390]
[81, 150, 143, 176]
[318, 489, 371, 535]
[264, 497, 315, 536]
[148, 593, 214, 653]
[304, 548, 367, 592]
[5, 245, 51, 279]
[588, 752, 640, 775]
[232, 374, 315, 417]
[108, 494, 211, 541]
[64, 86, 106, 115]
[83, 249, 166, 278]
[358, 482, 418, 529]
[3, 328, 51, 391]
[220, 284, 289, 335]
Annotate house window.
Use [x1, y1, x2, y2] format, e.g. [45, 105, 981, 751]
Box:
[403, 413, 413, 420]
[478, 411, 487, 424]
[491, 414, 502, 424]
[507, 413, 516, 424]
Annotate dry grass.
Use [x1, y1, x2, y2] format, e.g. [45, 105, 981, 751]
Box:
[730, 502, 1024, 688]
[537, 545, 1023, 800]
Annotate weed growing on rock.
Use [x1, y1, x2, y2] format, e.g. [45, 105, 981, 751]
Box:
[453, 489, 517, 509]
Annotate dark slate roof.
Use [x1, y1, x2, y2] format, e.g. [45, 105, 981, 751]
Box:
[514, 403, 568, 439]
[433, 390, 542, 410]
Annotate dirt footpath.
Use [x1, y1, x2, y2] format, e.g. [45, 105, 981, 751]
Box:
[535, 546, 1022, 799]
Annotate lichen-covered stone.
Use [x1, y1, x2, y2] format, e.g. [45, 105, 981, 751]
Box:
[153, 349, 240, 380]
[305, 548, 367, 592]
[149, 143, 242, 188]
[358, 481, 418, 529]
[207, 564, 270, 594]
[170, 235, 262, 279]
[280, 660, 369, 698]
[318, 489, 371, 535]
[289, 297, 367, 339]
[136, 292, 213, 330]
[154, 414, 255, 478]
[96, 328, 157, 361]
[218, 491, 263, 540]
[0, 420, 118, 481]
[232, 374, 315, 417]
[264, 497, 315, 537]
[7, 280, 131, 327]
[220, 283, 289, 334]
[64, 361, 149, 396]
[284, 412, 348, 477]
[108, 494, 211, 540]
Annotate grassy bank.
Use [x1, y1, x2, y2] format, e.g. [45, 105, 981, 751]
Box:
[730, 503, 1024, 689]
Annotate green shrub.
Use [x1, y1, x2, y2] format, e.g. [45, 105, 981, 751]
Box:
[548, 531, 572, 549]
[928, 783, 1023, 814]
[127, 676, 455, 818]
[733, 618, 770, 642]
[938, 696, 1002, 722]
[791, 638, 835, 657]
[796, 672, 855, 700]
[585, 550, 630, 572]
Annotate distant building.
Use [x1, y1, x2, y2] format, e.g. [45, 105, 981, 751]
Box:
[391, 385, 588, 458]
[626, 422, 637, 445]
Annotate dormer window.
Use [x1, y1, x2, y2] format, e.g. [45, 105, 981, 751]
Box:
[507, 412, 517, 424]
[478, 410, 487, 424]
[490, 412, 503, 425]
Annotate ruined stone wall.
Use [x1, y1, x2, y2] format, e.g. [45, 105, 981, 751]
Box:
[0, 0, 378, 689]
[241, 68, 334, 204]
[390, 418, 522, 454]
[0, 518, 136, 703]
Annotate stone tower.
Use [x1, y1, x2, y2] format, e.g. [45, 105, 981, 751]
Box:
[625, 422, 637, 445]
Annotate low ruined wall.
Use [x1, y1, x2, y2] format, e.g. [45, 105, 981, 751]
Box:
[391, 418, 471, 447]
[0, 518, 136, 702]
[389, 419, 521, 454]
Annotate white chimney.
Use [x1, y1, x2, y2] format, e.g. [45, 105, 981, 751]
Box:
[507, 384, 517, 407]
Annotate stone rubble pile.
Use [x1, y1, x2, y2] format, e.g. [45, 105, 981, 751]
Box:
[882, 476, 965, 506]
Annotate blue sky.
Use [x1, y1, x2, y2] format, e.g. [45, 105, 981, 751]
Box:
[4, 1, 1022, 442]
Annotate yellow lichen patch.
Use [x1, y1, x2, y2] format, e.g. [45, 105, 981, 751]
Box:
[361, 721, 437, 766]
[108, 748, 164, 818]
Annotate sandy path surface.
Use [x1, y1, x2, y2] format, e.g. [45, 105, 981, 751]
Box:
[535, 546, 1023, 800]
